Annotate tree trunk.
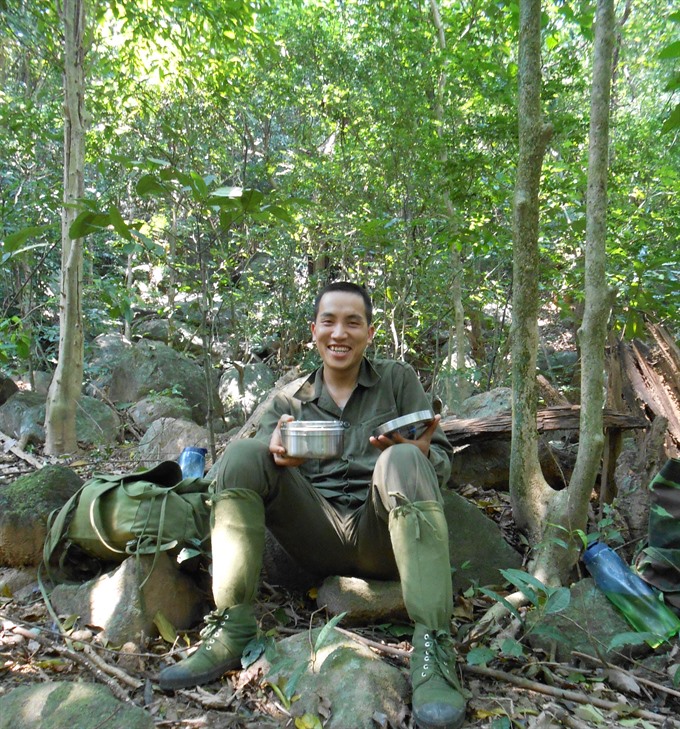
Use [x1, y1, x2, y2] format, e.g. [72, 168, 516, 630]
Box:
[45, 0, 86, 455]
[509, 0, 554, 545]
[514, 0, 616, 585]
[429, 0, 467, 408]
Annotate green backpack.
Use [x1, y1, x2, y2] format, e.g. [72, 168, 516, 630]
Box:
[42, 460, 212, 584]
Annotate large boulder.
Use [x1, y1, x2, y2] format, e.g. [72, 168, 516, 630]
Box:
[0, 372, 19, 405]
[0, 465, 83, 567]
[136, 417, 210, 467]
[246, 627, 410, 729]
[218, 361, 276, 429]
[89, 335, 220, 425]
[0, 391, 121, 448]
[0, 682, 154, 729]
[49, 553, 208, 645]
[127, 395, 193, 432]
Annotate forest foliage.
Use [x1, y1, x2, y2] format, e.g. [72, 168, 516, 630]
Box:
[1, 0, 678, 398]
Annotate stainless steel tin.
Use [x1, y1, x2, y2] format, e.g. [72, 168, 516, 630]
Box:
[373, 409, 435, 439]
[281, 420, 345, 459]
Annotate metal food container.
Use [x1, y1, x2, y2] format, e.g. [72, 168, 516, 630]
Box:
[373, 409, 435, 440]
[280, 420, 346, 459]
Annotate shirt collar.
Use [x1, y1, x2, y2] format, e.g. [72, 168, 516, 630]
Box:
[293, 357, 381, 403]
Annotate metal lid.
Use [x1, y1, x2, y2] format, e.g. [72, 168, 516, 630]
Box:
[281, 420, 346, 432]
[373, 409, 435, 437]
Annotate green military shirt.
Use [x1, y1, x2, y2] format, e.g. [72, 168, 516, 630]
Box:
[255, 358, 452, 506]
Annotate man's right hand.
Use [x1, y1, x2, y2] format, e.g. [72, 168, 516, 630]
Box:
[269, 414, 306, 468]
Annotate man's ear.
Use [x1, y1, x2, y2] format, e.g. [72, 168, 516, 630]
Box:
[368, 325, 375, 344]
[310, 322, 317, 342]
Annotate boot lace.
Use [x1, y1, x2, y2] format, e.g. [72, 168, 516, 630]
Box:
[200, 610, 229, 649]
[417, 629, 461, 690]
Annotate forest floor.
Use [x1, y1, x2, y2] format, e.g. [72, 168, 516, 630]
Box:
[2, 444, 680, 729]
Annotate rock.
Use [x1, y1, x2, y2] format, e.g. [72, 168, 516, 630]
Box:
[265, 491, 521, 614]
[0, 566, 38, 600]
[249, 627, 409, 729]
[457, 387, 512, 418]
[127, 396, 193, 432]
[218, 362, 276, 427]
[0, 465, 83, 567]
[524, 577, 652, 663]
[317, 576, 408, 625]
[0, 373, 19, 405]
[0, 392, 121, 448]
[49, 552, 208, 645]
[136, 417, 210, 467]
[89, 336, 220, 424]
[442, 489, 523, 592]
[0, 682, 154, 729]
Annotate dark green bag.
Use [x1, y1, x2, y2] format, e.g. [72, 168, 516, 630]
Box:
[42, 461, 211, 584]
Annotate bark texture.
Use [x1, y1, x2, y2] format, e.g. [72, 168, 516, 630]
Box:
[45, 0, 86, 454]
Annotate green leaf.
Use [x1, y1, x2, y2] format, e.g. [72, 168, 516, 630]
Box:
[661, 103, 680, 135]
[499, 637, 525, 658]
[136, 174, 168, 197]
[3, 224, 53, 252]
[543, 587, 571, 614]
[107, 205, 132, 240]
[607, 632, 657, 651]
[659, 40, 680, 60]
[478, 587, 522, 620]
[313, 612, 346, 654]
[294, 714, 323, 729]
[69, 211, 112, 238]
[153, 611, 177, 644]
[466, 645, 495, 666]
[211, 185, 243, 198]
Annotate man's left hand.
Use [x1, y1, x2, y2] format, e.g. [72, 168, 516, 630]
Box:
[369, 414, 440, 458]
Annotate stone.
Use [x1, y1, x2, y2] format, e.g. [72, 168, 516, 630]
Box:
[0, 566, 39, 600]
[524, 577, 652, 663]
[0, 465, 83, 567]
[136, 417, 210, 467]
[0, 373, 19, 405]
[442, 489, 523, 593]
[218, 362, 276, 427]
[89, 336, 221, 424]
[249, 627, 409, 729]
[317, 576, 407, 625]
[49, 552, 208, 645]
[0, 682, 154, 729]
[0, 392, 121, 448]
[127, 396, 193, 432]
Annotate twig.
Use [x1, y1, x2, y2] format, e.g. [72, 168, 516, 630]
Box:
[82, 644, 143, 690]
[0, 429, 44, 468]
[334, 626, 411, 660]
[572, 650, 680, 700]
[464, 664, 679, 726]
[11, 624, 134, 704]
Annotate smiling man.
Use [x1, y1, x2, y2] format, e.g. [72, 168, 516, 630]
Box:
[159, 281, 467, 729]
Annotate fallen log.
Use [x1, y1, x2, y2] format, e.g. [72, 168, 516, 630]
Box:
[440, 406, 648, 446]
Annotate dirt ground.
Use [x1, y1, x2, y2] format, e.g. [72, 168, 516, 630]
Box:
[2, 445, 680, 729]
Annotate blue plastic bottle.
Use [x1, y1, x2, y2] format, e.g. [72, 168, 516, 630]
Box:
[178, 447, 207, 479]
[582, 541, 680, 647]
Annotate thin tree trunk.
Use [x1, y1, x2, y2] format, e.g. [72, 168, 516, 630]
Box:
[429, 0, 467, 407]
[509, 0, 554, 544]
[562, 0, 617, 538]
[45, 0, 86, 455]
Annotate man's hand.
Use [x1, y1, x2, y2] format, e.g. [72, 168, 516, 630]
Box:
[369, 414, 440, 458]
[269, 414, 306, 468]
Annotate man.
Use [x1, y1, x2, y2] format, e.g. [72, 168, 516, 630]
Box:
[159, 281, 467, 729]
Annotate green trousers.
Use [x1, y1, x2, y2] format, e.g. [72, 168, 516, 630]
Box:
[213, 439, 445, 581]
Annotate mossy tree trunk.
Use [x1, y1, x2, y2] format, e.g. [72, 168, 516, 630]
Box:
[511, 0, 616, 585]
[45, 0, 86, 455]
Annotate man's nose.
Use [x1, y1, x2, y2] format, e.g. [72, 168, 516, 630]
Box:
[332, 323, 347, 338]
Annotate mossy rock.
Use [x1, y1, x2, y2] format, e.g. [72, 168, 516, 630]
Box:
[0, 465, 82, 566]
[0, 682, 154, 729]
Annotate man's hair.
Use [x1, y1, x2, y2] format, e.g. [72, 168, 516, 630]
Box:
[313, 281, 373, 325]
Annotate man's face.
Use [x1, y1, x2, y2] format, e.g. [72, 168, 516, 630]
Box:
[311, 291, 375, 376]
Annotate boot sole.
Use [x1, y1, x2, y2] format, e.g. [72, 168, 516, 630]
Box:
[158, 655, 242, 691]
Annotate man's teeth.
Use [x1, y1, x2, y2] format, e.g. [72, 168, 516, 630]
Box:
[330, 346, 350, 352]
